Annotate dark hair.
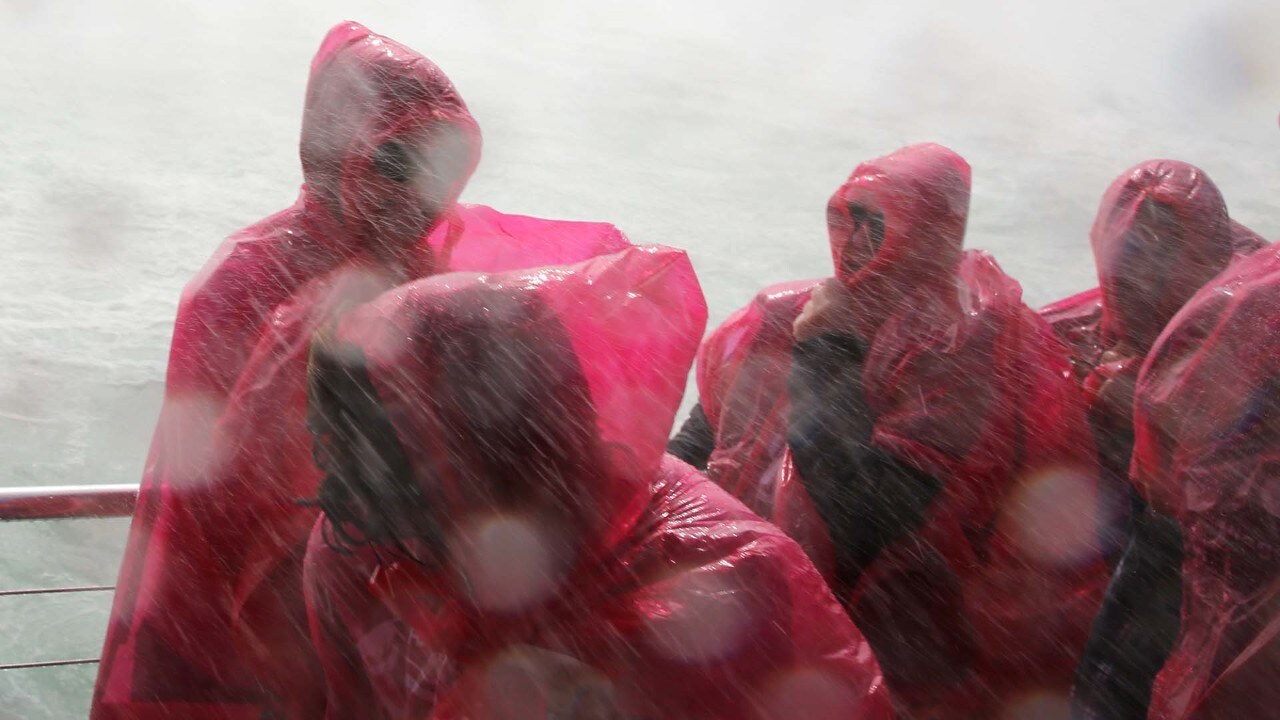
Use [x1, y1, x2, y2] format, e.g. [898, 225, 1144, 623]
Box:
[307, 338, 443, 560]
[837, 202, 886, 279]
[307, 289, 601, 558]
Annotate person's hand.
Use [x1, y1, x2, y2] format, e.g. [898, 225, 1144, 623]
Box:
[452, 645, 621, 719]
[1086, 348, 1142, 435]
[793, 278, 862, 342]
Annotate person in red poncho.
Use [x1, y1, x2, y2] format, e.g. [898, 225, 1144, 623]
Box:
[300, 246, 894, 719]
[94, 21, 481, 719]
[1040, 219, 1264, 388]
[1129, 242, 1280, 720]
[1046, 162, 1267, 720]
[94, 22, 631, 719]
[674, 143, 1106, 719]
[1039, 165, 1265, 560]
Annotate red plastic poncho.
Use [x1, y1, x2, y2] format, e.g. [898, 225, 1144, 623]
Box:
[1132, 243, 1280, 720]
[95, 21, 483, 719]
[1040, 162, 1266, 567]
[763, 144, 1105, 717]
[1038, 160, 1267, 388]
[94, 200, 632, 719]
[95, 23, 638, 717]
[695, 279, 819, 517]
[302, 246, 894, 720]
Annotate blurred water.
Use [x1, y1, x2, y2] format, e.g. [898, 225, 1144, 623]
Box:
[1, 0, 1277, 715]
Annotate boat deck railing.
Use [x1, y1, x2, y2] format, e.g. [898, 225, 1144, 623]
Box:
[0, 484, 137, 671]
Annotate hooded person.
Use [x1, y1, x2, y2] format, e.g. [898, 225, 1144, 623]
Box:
[767, 143, 1106, 718]
[299, 245, 894, 720]
[1040, 219, 1265, 386]
[1129, 241, 1280, 720]
[1039, 165, 1265, 545]
[93, 21, 480, 719]
[1056, 162, 1269, 720]
[94, 22, 629, 719]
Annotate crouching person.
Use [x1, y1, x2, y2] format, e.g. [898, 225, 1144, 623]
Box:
[301, 246, 894, 719]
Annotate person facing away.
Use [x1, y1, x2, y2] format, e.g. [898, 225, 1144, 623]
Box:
[1064, 161, 1268, 720]
[1129, 239, 1280, 720]
[301, 246, 894, 719]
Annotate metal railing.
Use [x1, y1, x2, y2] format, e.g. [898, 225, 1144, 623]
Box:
[0, 484, 138, 521]
[0, 484, 138, 671]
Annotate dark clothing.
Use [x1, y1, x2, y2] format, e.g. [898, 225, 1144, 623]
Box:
[1073, 507, 1184, 720]
[665, 402, 714, 470]
[785, 333, 941, 596]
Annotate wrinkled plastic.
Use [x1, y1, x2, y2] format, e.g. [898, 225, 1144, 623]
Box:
[1131, 243, 1280, 720]
[1092, 162, 1238, 353]
[302, 247, 893, 719]
[1039, 286, 1106, 385]
[701, 144, 1105, 718]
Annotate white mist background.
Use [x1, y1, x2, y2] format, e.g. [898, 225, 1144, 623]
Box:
[1, 0, 1277, 716]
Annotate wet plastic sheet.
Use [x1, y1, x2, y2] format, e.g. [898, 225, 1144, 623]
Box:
[302, 247, 893, 719]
